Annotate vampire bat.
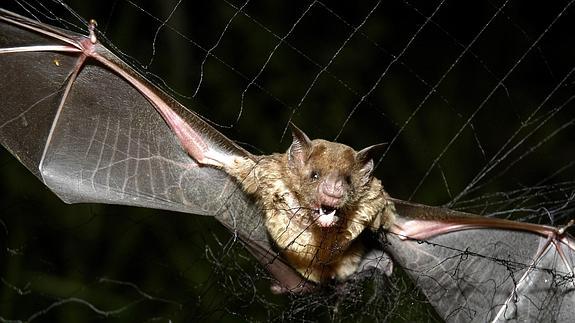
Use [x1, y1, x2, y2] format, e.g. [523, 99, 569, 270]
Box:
[222, 125, 393, 286]
[1, 8, 574, 322]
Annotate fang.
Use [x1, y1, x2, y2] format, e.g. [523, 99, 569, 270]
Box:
[319, 206, 336, 217]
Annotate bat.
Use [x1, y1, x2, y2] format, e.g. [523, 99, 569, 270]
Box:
[221, 124, 392, 288]
[1, 7, 574, 322]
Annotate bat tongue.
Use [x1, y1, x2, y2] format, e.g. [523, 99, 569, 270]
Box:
[317, 206, 338, 227]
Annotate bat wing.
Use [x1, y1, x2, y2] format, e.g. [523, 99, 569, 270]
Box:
[0, 9, 306, 291]
[0, 9, 242, 214]
[384, 198, 575, 322]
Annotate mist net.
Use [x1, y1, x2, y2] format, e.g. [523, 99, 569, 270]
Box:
[1, 0, 574, 321]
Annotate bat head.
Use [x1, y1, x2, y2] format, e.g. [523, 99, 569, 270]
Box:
[286, 125, 384, 228]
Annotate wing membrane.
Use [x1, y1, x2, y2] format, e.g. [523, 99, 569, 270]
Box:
[387, 200, 575, 322]
[0, 9, 241, 216]
[0, 8, 300, 291]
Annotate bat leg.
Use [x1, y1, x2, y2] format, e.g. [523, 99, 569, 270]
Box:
[270, 280, 316, 294]
[357, 249, 394, 277]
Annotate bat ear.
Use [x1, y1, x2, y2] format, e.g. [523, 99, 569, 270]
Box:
[288, 123, 312, 168]
[356, 143, 386, 184]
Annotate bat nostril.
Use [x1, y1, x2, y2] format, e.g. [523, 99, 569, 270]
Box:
[331, 190, 344, 198]
[322, 183, 343, 198]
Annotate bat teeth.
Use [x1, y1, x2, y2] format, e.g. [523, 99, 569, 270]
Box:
[317, 206, 338, 227]
[319, 206, 336, 216]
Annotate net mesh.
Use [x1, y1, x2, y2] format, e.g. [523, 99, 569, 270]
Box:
[1, 0, 574, 321]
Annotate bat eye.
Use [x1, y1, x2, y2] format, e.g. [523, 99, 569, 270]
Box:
[345, 175, 352, 184]
[310, 170, 320, 180]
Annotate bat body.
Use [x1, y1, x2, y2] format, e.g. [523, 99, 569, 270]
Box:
[220, 126, 395, 284]
[1, 8, 574, 322]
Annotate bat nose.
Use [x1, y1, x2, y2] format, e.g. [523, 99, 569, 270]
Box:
[321, 176, 344, 199]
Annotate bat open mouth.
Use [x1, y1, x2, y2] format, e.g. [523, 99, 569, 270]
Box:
[315, 205, 339, 227]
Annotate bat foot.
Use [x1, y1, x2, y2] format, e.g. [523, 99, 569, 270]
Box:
[357, 249, 393, 277]
[270, 280, 316, 294]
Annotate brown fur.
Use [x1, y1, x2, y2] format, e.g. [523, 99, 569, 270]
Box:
[224, 139, 396, 283]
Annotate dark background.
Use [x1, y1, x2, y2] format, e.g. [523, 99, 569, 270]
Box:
[1, 0, 574, 321]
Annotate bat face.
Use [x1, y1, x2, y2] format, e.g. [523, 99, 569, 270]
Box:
[286, 127, 378, 229]
[292, 140, 358, 227]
